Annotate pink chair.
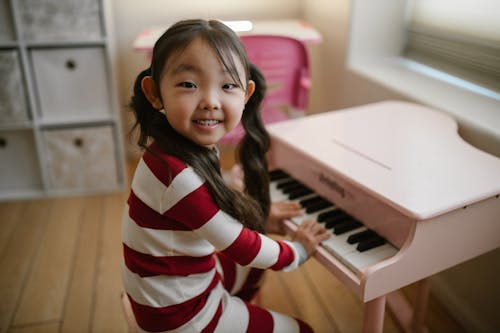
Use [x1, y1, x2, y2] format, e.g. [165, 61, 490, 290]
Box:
[219, 35, 311, 145]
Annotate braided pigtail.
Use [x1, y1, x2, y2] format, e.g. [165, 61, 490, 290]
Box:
[237, 64, 271, 220]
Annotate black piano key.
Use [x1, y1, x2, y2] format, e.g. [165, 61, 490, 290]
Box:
[347, 229, 376, 244]
[306, 199, 333, 214]
[269, 169, 289, 181]
[317, 209, 344, 222]
[277, 179, 298, 189]
[288, 187, 313, 200]
[324, 215, 351, 229]
[333, 219, 362, 235]
[281, 182, 305, 194]
[323, 211, 349, 223]
[357, 235, 386, 252]
[299, 196, 323, 207]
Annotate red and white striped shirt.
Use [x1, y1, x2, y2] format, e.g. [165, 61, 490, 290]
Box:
[122, 145, 302, 332]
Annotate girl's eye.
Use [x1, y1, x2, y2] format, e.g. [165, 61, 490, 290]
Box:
[178, 82, 197, 89]
[223, 83, 238, 90]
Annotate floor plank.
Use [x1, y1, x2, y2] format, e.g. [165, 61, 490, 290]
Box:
[0, 200, 51, 333]
[60, 196, 103, 332]
[0, 202, 24, 259]
[13, 197, 83, 326]
[91, 193, 128, 333]
[9, 321, 59, 333]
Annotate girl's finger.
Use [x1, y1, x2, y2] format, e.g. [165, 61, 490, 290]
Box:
[318, 232, 331, 241]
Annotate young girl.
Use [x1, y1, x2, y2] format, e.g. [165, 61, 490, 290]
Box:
[122, 19, 330, 333]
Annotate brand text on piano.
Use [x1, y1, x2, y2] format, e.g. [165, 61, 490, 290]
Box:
[318, 172, 345, 198]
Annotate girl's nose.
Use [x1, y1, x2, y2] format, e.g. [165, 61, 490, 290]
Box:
[200, 88, 221, 110]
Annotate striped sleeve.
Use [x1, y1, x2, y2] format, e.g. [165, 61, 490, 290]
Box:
[137, 152, 300, 272]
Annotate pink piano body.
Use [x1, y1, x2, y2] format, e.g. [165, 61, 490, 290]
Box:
[266, 101, 500, 332]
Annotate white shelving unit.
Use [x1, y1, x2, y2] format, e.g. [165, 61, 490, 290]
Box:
[0, 0, 125, 200]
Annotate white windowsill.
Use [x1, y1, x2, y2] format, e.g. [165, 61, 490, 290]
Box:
[350, 57, 500, 143]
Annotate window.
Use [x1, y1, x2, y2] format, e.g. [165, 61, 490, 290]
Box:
[404, 0, 500, 92]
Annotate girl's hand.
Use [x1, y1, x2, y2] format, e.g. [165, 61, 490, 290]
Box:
[266, 201, 303, 235]
[293, 219, 330, 256]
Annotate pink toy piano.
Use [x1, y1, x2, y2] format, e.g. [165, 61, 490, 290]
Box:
[266, 101, 500, 333]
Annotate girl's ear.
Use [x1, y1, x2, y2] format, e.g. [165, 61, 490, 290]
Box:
[141, 76, 163, 109]
[244, 80, 256, 104]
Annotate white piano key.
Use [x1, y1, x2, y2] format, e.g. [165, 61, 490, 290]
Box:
[321, 227, 367, 256]
[343, 243, 398, 271]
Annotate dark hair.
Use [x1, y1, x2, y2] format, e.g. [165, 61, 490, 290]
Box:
[129, 19, 270, 232]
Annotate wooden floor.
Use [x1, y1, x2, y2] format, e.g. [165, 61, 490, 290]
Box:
[0, 156, 468, 333]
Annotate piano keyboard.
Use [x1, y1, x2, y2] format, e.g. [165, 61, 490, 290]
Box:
[269, 169, 398, 273]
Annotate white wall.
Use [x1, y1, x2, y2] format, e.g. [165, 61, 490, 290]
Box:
[301, 0, 408, 115]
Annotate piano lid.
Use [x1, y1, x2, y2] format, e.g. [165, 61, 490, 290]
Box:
[267, 101, 500, 220]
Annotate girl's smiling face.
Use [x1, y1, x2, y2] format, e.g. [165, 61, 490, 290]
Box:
[142, 37, 255, 148]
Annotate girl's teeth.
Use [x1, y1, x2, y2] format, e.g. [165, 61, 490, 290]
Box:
[196, 120, 219, 126]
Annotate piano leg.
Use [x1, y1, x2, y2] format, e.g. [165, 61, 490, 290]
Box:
[412, 279, 430, 333]
[362, 295, 386, 333]
[386, 278, 430, 333]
